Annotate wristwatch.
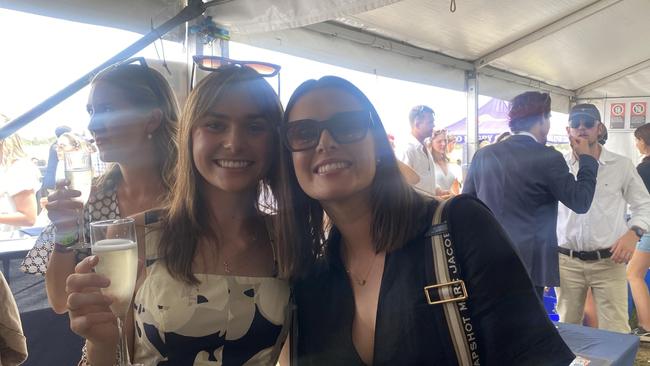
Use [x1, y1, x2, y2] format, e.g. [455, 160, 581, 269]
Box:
[630, 225, 646, 239]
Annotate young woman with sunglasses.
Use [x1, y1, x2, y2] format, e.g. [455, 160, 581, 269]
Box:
[35, 61, 179, 314]
[276, 76, 574, 365]
[66, 66, 290, 365]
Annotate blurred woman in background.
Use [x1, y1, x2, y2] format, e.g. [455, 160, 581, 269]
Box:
[21, 60, 179, 313]
[429, 129, 460, 195]
[0, 113, 39, 239]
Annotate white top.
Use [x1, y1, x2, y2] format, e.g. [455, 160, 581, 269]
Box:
[0, 159, 40, 238]
[395, 134, 437, 195]
[557, 147, 650, 251]
[434, 161, 457, 191]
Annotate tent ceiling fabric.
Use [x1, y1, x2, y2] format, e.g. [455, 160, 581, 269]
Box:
[3, 0, 649, 105]
[333, 0, 650, 101]
[205, 0, 401, 34]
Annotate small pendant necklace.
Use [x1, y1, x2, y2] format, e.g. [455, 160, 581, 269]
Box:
[220, 218, 277, 275]
[343, 249, 380, 286]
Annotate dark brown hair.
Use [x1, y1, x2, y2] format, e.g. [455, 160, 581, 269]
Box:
[276, 76, 429, 280]
[508, 91, 551, 132]
[635, 123, 650, 147]
[159, 66, 283, 285]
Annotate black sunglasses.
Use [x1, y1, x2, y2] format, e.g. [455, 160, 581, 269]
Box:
[191, 55, 281, 94]
[282, 111, 374, 152]
[569, 117, 597, 129]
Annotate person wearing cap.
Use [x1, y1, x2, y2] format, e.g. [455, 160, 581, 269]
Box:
[395, 105, 443, 196]
[555, 104, 650, 334]
[463, 92, 599, 301]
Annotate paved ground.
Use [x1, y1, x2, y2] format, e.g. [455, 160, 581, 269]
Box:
[636, 342, 650, 365]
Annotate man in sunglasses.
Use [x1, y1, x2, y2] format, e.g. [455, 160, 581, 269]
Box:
[556, 103, 650, 334]
[463, 92, 599, 302]
[395, 105, 442, 196]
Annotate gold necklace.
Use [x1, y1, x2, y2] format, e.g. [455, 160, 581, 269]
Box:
[221, 218, 276, 275]
[343, 249, 380, 286]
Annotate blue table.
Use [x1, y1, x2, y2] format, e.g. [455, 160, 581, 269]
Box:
[557, 322, 640, 366]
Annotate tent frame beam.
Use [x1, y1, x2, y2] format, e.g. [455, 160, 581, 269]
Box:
[474, 0, 623, 69]
[0, 0, 228, 139]
[575, 57, 650, 96]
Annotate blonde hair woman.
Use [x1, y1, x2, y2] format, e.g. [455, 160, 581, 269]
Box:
[429, 129, 460, 195]
[0, 113, 39, 239]
[33, 59, 179, 313]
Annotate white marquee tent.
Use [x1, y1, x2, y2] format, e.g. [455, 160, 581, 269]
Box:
[3, 0, 649, 159]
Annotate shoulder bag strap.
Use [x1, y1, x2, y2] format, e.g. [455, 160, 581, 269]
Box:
[424, 198, 481, 366]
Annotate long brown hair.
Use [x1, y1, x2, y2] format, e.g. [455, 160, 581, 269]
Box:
[635, 123, 650, 152]
[275, 76, 429, 280]
[159, 66, 283, 285]
[430, 129, 450, 163]
[90, 63, 179, 194]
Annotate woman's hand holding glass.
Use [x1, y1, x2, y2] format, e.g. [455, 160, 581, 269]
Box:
[47, 150, 93, 250]
[67, 255, 119, 352]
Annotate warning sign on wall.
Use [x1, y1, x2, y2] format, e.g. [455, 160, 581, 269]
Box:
[610, 103, 625, 129]
[630, 102, 647, 128]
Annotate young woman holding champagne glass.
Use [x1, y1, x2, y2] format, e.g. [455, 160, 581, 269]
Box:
[66, 63, 290, 365]
[43, 58, 179, 313]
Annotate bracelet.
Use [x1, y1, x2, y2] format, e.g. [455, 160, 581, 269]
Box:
[55, 230, 79, 247]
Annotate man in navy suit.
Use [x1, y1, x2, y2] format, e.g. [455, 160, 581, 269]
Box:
[463, 92, 599, 299]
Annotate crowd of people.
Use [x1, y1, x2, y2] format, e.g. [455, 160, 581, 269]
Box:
[1, 56, 648, 365]
[397, 93, 650, 342]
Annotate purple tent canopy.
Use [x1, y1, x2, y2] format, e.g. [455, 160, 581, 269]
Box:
[444, 98, 568, 144]
[446, 98, 510, 136]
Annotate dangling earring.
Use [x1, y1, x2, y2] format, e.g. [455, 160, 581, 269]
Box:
[147, 134, 153, 140]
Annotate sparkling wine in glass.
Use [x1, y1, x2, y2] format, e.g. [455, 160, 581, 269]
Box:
[90, 218, 141, 366]
[63, 150, 93, 248]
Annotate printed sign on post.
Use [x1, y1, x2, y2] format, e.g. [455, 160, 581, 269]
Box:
[630, 102, 647, 128]
[610, 103, 625, 129]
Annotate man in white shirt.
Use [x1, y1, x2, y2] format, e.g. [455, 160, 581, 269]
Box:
[395, 105, 438, 195]
[556, 104, 650, 333]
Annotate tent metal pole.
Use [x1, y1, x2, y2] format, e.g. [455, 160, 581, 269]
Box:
[0, 0, 207, 139]
[464, 70, 479, 175]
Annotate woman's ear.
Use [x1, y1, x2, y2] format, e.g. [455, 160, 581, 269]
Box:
[146, 108, 163, 136]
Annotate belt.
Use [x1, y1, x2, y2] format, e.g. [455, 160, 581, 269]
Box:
[558, 247, 612, 261]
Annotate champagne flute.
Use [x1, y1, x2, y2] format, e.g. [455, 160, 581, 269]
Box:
[63, 150, 93, 249]
[90, 218, 141, 366]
